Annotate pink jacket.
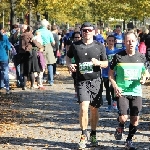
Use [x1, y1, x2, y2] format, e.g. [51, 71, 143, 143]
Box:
[139, 42, 146, 54]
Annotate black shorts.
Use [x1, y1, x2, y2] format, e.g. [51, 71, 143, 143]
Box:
[76, 78, 102, 108]
[118, 96, 142, 116]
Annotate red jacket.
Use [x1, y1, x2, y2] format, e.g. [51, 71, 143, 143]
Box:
[139, 42, 146, 54]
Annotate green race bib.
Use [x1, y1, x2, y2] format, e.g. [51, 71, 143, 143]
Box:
[116, 63, 146, 96]
[79, 62, 93, 74]
[116, 43, 122, 49]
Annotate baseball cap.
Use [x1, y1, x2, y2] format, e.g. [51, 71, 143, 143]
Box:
[80, 22, 95, 30]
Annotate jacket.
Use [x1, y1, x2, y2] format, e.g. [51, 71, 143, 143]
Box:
[139, 42, 146, 54]
[0, 34, 11, 61]
[43, 43, 56, 64]
[37, 51, 46, 70]
[19, 32, 43, 53]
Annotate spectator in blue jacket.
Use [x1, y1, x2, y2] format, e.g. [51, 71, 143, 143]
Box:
[0, 25, 11, 94]
[93, 28, 104, 44]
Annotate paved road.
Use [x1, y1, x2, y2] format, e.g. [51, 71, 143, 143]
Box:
[0, 77, 149, 150]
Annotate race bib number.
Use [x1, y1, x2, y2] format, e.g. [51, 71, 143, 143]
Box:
[108, 54, 115, 62]
[124, 69, 139, 80]
[79, 62, 93, 74]
[116, 43, 122, 49]
[116, 39, 123, 43]
[116, 39, 123, 49]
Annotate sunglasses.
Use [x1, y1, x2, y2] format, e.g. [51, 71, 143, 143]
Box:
[82, 29, 93, 33]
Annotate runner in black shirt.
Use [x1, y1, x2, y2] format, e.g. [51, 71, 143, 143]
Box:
[67, 22, 108, 149]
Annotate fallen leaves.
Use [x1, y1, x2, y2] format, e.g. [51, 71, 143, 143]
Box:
[0, 66, 149, 149]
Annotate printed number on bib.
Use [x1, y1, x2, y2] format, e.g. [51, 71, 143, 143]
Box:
[124, 69, 139, 80]
[116, 39, 123, 43]
[116, 43, 122, 49]
[79, 62, 93, 74]
[116, 40, 123, 49]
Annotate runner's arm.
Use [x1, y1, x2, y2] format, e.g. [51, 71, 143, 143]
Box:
[109, 54, 117, 87]
[109, 68, 122, 97]
[99, 60, 108, 68]
[91, 58, 108, 68]
[66, 56, 72, 66]
[140, 70, 147, 84]
[141, 54, 148, 83]
[109, 54, 122, 97]
[66, 44, 74, 64]
[66, 44, 76, 72]
[108, 69, 117, 88]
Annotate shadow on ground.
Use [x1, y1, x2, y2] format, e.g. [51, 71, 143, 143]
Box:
[0, 84, 149, 149]
[0, 88, 149, 127]
[0, 137, 149, 150]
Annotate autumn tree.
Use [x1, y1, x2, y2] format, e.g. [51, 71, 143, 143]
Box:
[1, 0, 150, 27]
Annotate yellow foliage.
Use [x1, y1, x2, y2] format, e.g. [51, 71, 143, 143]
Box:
[1, 0, 150, 25]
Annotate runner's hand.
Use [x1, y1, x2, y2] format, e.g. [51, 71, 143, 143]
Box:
[68, 64, 77, 72]
[91, 58, 100, 66]
[140, 71, 147, 84]
[140, 76, 146, 84]
[140, 79, 146, 84]
[114, 86, 122, 97]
